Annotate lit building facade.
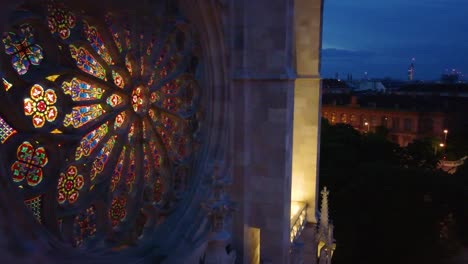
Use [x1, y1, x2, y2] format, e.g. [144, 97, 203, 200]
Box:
[322, 96, 448, 146]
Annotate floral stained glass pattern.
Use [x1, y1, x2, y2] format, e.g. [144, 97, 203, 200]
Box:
[109, 196, 126, 227]
[63, 104, 105, 128]
[112, 70, 125, 88]
[0, 2, 201, 249]
[2, 24, 43, 75]
[57, 165, 84, 204]
[106, 94, 123, 107]
[47, 1, 76, 40]
[69, 45, 107, 80]
[83, 21, 114, 65]
[0, 116, 16, 144]
[75, 123, 108, 160]
[11, 141, 48, 187]
[90, 136, 116, 181]
[24, 84, 58, 128]
[114, 112, 127, 130]
[62, 78, 104, 101]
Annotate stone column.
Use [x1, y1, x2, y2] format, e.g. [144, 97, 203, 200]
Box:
[291, 0, 324, 223]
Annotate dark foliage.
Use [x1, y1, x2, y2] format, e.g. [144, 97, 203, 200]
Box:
[319, 118, 466, 264]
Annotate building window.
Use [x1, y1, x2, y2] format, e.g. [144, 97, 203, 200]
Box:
[393, 118, 400, 131]
[420, 118, 434, 133]
[404, 118, 413, 132]
[340, 113, 347, 123]
[381, 116, 388, 127]
[370, 116, 377, 126]
[331, 112, 336, 123]
[350, 114, 357, 125]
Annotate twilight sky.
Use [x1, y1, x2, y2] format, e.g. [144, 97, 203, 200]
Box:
[321, 0, 468, 80]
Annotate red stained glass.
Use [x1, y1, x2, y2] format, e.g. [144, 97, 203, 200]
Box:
[57, 165, 84, 204]
[47, 1, 76, 39]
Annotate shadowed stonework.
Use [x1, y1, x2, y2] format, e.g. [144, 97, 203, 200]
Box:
[0, 0, 327, 263]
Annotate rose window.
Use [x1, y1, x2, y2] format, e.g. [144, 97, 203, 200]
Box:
[0, 0, 201, 249]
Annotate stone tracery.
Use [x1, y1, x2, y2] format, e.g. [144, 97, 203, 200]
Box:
[0, 0, 201, 252]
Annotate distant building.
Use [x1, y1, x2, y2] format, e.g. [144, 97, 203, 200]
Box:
[393, 83, 468, 97]
[441, 69, 461, 84]
[321, 94, 467, 147]
[408, 59, 415, 81]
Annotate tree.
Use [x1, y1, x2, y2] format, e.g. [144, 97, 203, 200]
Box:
[319, 119, 464, 264]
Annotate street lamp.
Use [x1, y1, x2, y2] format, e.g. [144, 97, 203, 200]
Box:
[443, 129, 448, 144]
[364, 122, 369, 132]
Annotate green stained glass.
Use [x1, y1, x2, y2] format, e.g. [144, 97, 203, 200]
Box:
[11, 141, 48, 187]
[62, 78, 104, 101]
[106, 94, 123, 107]
[114, 111, 127, 130]
[64, 104, 105, 128]
[112, 70, 125, 88]
[75, 123, 108, 160]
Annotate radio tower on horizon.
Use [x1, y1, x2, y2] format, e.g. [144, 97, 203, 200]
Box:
[408, 58, 415, 81]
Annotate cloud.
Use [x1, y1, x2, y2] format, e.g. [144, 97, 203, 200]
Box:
[321, 48, 376, 60]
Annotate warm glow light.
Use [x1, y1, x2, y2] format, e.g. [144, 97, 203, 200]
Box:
[443, 129, 448, 134]
[440, 143, 445, 147]
[364, 122, 369, 125]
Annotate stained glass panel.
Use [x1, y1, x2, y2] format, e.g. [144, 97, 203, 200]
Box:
[57, 165, 84, 204]
[75, 123, 108, 160]
[110, 147, 125, 192]
[90, 136, 116, 181]
[83, 21, 114, 65]
[11, 141, 48, 187]
[1, 2, 201, 248]
[69, 45, 107, 80]
[106, 94, 123, 107]
[154, 178, 162, 202]
[62, 78, 104, 101]
[114, 112, 127, 130]
[125, 149, 136, 193]
[64, 104, 105, 128]
[2, 24, 44, 75]
[143, 144, 151, 181]
[73, 205, 97, 247]
[125, 54, 133, 76]
[0, 116, 16, 143]
[105, 15, 123, 53]
[2, 78, 12, 91]
[24, 195, 42, 223]
[109, 196, 126, 227]
[112, 70, 125, 88]
[47, 1, 76, 39]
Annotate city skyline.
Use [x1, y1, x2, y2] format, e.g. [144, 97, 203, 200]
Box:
[321, 0, 468, 80]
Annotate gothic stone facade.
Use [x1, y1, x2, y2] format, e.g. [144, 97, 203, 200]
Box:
[0, 0, 324, 263]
